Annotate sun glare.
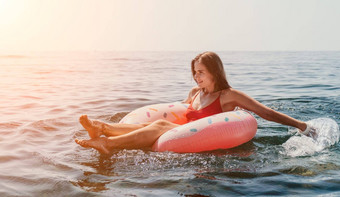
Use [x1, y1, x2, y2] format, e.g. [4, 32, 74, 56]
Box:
[0, 0, 34, 51]
[0, 0, 24, 25]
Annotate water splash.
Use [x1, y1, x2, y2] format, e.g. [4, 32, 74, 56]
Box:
[282, 118, 339, 157]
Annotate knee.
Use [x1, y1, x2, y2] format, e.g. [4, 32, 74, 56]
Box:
[153, 119, 170, 127]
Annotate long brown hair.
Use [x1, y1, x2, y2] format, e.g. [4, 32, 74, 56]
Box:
[191, 51, 231, 92]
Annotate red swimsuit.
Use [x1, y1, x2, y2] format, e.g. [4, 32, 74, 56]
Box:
[185, 91, 223, 122]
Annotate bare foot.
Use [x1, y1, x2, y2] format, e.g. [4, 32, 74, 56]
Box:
[79, 115, 103, 139]
[75, 138, 111, 154]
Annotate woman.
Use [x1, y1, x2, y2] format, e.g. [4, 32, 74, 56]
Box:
[75, 52, 315, 154]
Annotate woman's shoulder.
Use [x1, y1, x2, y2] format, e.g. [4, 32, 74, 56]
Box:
[182, 86, 201, 104]
[220, 88, 244, 100]
[189, 86, 201, 97]
[221, 88, 244, 94]
[221, 88, 235, 95]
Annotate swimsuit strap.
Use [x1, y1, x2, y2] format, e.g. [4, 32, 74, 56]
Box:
[211, 90, 222, 107]
[190, 90, 201, 105]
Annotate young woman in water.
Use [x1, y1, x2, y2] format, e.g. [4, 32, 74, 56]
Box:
[75, 51, 315, 154]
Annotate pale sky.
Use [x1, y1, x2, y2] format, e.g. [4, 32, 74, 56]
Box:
[0, 0, 339, 52]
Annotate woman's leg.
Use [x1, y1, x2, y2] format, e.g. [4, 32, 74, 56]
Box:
[79, 115, 150, 138]
[102, 122, 151, 137]
[75, 119, 179, 154]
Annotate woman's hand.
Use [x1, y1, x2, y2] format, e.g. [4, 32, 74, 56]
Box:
[300, 122, 318, 139]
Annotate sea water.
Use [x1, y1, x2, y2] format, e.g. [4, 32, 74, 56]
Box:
[0, 51, 339, 196]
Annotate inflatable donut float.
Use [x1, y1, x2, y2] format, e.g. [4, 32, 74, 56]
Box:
[119, 102, 257, 153]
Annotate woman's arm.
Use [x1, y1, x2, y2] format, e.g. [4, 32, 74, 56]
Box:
[231, 89, 307, 131]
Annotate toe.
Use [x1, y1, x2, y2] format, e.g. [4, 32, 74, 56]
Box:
[79, 115, 88, 121]
[75, 139, 86, 146]
[79, 140, 90, 147]
[75, 139, 81, 144]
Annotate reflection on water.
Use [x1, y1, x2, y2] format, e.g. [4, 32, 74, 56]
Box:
[0, 51, 339, 196]
[280, 163, 340, 177]
[70, 142, 257, 194]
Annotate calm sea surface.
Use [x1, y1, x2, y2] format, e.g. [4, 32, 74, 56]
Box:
[0, 51, 339, 196]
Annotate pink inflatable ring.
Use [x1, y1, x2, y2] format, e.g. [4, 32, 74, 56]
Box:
[119, 102, 257, 153]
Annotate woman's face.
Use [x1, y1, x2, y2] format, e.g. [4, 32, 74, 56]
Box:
[193, 61, 215, 89]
